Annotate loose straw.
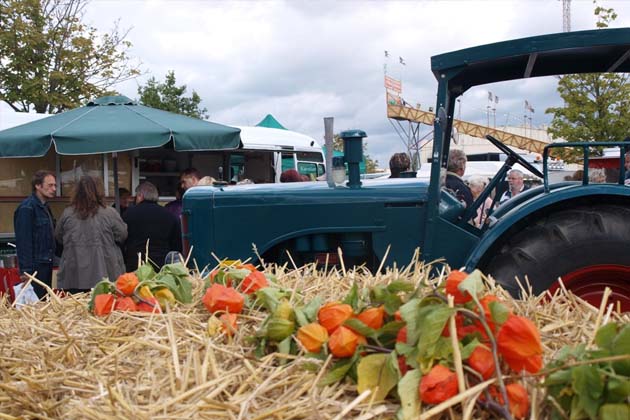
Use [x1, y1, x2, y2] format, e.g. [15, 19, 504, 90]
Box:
[448, 295, 466, 394]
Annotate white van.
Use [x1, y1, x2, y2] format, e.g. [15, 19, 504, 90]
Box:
[135, 125, 325, 197]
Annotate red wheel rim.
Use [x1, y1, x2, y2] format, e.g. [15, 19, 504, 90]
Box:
[549, 265, 630, 312]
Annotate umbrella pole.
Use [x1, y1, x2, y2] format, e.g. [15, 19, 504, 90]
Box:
[113, 152, 120, 211]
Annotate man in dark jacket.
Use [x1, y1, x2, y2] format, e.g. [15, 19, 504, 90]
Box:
[445, 149, 473, 208]
[123, 182, 182, 272]
[14, 170, 58, 298]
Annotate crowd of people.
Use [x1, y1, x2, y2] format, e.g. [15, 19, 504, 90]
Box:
[15, 164, 320, 297]
[387, 150, 535, 228]
[13, 167, 210, 298]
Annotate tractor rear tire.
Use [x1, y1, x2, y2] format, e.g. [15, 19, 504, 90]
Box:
[483, 204, 630, 311]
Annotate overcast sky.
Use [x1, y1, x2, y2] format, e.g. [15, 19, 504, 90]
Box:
[84, 0, 630, 167]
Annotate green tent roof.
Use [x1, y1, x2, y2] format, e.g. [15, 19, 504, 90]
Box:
[0, 95, 241, 157]
[256, 114, 287, 130]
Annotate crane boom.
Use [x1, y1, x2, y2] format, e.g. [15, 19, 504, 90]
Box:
[387, 102, 549, 154]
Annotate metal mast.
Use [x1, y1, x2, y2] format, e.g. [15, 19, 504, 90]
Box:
[562, 0, 571, 32]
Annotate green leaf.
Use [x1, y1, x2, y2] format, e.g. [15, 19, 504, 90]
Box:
[383, 293, 403, 315]
[370, 284, 388, 303]
[432, 336, 455, 360]
[545, 369, 573, 387]
[161, 262, 189, 277]
[255, 287, 289, 312]
[399, 298, 425, 345]
[378, 321, 406, 338]
[302, 361, 323, 372]
[572, 364, 604, 419]
[395, 342, 416, 357]
[135, 264, 156, 282]
[226, 268, 252, 282]
[277, 336, 292, 357]
[611, 324, 630, 376]
[386, 281, 415, 293]
[300, 296, 323, 323]
[457, 269, 484, 303]
[342, 282, 360, 310]
[151, 272, 192, 303]
[294, 308, 309, 327]
[319, 356, 357, 386]
[460, 338, 481, 360]
[551, 344, 587, 367]
[417, 306, 455, 359]
[598, 404, 630, 420]
[397, 369, 422, 420]
[594, 323, 618, 351]
[356, 353, 399, 401]
[488, 300, 511, 325]
[253, 337, 267, 359]
[344, 318, 377, 339]
[605, 376, 630, 404]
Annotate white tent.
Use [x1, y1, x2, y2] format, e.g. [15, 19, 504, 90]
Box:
[0, 103, 48, 130]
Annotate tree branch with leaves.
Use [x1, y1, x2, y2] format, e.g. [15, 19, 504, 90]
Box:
[137, 70, 208, 119]
[544, 1, 629, 163]
[0, 0, 141, 114]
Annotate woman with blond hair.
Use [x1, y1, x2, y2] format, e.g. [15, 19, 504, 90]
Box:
[55, 176, 127, 293]
[468, 176, 493, 227]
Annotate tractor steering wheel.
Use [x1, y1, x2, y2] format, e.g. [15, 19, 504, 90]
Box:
[485, 135, 544, 178]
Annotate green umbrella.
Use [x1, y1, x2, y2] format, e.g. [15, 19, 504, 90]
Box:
[0, 95, 241, 157]
[0, 95, 241, 208]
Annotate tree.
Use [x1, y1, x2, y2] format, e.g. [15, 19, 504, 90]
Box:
[545, 3, 630, 162]
[0, 0, 140, 114]
[333, 134, 379, 173]
[137, 71, 208, 119]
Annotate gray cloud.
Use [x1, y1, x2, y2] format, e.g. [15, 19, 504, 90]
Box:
[84, 0, 630, 167]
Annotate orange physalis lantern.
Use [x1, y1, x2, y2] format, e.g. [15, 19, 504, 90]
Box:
[220, 313, 238, 336]
[468, 345, 495, 380]
[114, 296, 137, 312]
[137, 297, 162, 313]
[202, 284, 245, 314]
[497, 315, 542, 373]
[445, 270, 471, 304]
[419, 364, 458, 404]
[396, 326, 408, 344]
[240, 270, 268, 294]
[237, 263, 257, 272]
[116, 272, 139, 296]
[356, 306, 385, 330]
[328, 326, 359, 358]
[296, 322, 329, 353]
[506, 383, 530, 419]
[318, 302, 353, 333]
[398, 355, 410, 376]
[93, 294, 115, 316]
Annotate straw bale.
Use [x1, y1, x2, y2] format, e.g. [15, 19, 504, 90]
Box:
[0, 261, 627, 419]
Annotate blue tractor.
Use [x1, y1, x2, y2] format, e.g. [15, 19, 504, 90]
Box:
[183, 28, 630, 311]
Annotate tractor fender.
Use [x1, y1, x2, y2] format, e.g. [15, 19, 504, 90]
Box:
[463, 184, 630, 272]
